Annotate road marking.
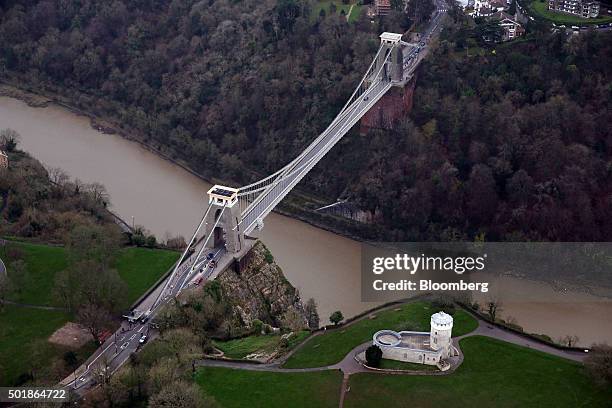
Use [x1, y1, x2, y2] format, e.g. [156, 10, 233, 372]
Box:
[129, 333, 137, 340]
[121, 342, 129, 349]
[138, 325, 145, 333]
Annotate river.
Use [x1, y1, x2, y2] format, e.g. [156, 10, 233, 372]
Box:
[1, 96, 611, 346]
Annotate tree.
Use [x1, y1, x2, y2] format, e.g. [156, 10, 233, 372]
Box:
[365, 345, 383, 367]
[149, 380, 217, 408]
[282, 308, 306, 332]
[486, 298, 502, 322]
[65, 224, 122, 268]
[77, 303, 112, 344]
[304, 298, 320, 329]
[0, 272, 11, 311]
[147, 357, 181, 395]
[330, 310, 344, 326]
[561, 335, 580, 347]
[584, 344, 612, 387]
[0, 128, 21, 151]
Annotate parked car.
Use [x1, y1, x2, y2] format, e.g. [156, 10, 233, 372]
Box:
[139, 335, 148, 345]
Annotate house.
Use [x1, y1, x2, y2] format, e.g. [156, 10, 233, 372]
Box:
[474, 0, 507, 16]
[0, 150, 8, 169]
[548, 0, 600, 18]
[489, 11, 525, 41]
[375, 0, 392, 16]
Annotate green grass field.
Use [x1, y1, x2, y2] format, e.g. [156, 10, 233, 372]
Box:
[114, 247, 180, 306]
[283, 302, 478, 368]
[214, 331, 310, 359]
[2, 241, 179, 307]
[530, 0, 612, 25]
[312, 1, 363, 23]
[0, 240, 179, 385]
[2, 241, 68, 306]
[0, 305, 70, 385]
[195, 367, 343, 408]
[345, 336, 612, 408]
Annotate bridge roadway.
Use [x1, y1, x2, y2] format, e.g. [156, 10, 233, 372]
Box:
[61, 241, 223, 394]
[240, 0, 449, 234]
[59, 0, 449, 396]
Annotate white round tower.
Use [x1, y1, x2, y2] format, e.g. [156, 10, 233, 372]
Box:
[430, 311, 453, 359]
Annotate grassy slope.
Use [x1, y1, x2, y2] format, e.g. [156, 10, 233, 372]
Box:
[114, 247, 179, 306]
[3, 241, 179, 307]
[530, 0, 612, 24]
[3, 241, 68, 306]
[195, 367, 343, 408]
[345, 336, 612, 408]
[214, 331, 311, 359]
[0, 241, 178, 385]
[283, 302, 478, 368]
[0, 305, 70, 385]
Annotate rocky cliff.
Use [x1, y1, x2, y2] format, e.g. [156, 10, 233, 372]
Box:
[216, 241, 305, 328]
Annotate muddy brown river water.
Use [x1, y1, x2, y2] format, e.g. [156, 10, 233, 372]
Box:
[1, 96, 610, 345]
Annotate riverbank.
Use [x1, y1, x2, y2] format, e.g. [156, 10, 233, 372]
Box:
[2, 84, 612, 346]
[0, 81, 373, 243]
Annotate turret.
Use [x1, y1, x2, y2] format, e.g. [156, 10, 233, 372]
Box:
[430, 311, 453, 359]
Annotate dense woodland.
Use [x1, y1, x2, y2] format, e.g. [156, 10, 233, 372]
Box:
[0, 1, 610, 241]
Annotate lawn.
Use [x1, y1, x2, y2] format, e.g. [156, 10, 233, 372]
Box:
[195, 367, 343, 408]
[214, 331, 310, 359]
[345, 336, 612, 408]
[529, 0, 612, 25]
[283, 301, 478, 368]
[2, 241, 68, 306]
[0, 305, 70, 385]
[114, 247, 180, 306]
[0, 241, 179, 384]
[312, 1, 363, 23]
[2, 241, 179, 307]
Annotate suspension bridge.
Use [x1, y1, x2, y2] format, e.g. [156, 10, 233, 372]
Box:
[63, 5, 448, 388]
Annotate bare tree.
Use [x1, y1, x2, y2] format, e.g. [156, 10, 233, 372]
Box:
[486, 297, 502, 322]
[282, 308, 306, 332]
[584, 344, 612, 387]
[149, 380, 217, 408]
[0, 128, 21, 151]
[560, 335, 580, 347]
[304, 298, 320, 330]
[78, 304, 112, 344]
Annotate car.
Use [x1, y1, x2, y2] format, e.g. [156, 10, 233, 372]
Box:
[139, 335, 148, 345]
[559, 25, 566, 28]
[363, 96, 369, 101]
[207, 252, 214, 260]
[571, 26, 579, 30]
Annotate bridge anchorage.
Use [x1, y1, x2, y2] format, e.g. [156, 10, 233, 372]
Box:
[158, 32, 424, 299]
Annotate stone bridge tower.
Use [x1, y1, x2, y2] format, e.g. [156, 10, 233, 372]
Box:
[204, 185, 244, 253]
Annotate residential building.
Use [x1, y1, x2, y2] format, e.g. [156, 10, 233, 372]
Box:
[490, 11, 526, 41]
[548, 0, 600, 18]
[0, 150, 8, 169]
[474, 0, 507, 16]
[375, 0, 392, 16]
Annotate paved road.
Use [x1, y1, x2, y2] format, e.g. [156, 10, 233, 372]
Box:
[61, 0, 451, 396]
[61, 247, 224, 393]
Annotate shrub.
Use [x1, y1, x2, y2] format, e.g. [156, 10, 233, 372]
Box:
[330, 310, 344, 326]
[365, 345, 383, 367]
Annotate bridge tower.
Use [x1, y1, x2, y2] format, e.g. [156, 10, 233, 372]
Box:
[204, 185, 243, 253]
[378, 32, 404, 83]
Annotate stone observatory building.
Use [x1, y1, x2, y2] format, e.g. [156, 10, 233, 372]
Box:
[372, 311, 457, 370]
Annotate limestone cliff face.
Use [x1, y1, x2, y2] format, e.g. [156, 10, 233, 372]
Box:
[216, 241, 305, 328]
